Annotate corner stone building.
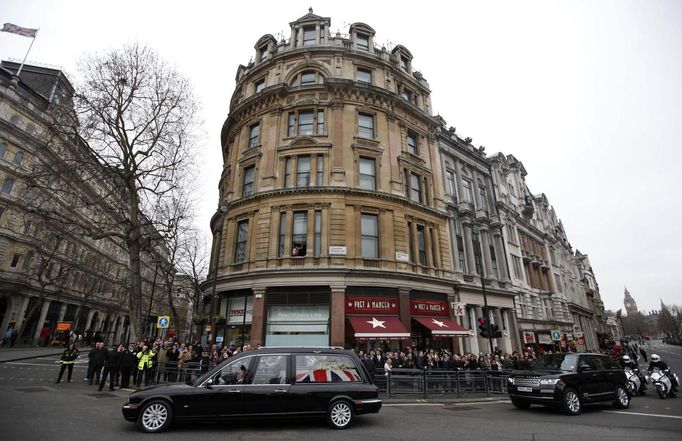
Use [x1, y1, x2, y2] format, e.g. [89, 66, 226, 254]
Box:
[208, 10, 518, 352]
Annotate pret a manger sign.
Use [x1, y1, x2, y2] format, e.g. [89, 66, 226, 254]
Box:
[345, 296, 399, 315]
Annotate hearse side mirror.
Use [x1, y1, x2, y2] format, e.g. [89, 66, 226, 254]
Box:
[205, 378, 214, 389]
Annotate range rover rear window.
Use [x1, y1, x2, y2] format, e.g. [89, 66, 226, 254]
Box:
[295, 354, 362, 383]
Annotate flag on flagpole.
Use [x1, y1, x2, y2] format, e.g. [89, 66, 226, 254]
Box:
[2, 23, 39, 38]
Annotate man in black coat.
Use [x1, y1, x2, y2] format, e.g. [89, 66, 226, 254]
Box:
[87, 342, 107, 385]
[119, 344, 137, 388]
[99, 344, 123, 391]
[362, 353, 376, 379]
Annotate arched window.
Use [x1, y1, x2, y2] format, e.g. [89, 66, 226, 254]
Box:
[290, 70, 325, 87]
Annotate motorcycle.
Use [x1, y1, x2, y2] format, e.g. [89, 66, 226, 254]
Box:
[648, 368, 679, 399]
[624, 367, 646, 395]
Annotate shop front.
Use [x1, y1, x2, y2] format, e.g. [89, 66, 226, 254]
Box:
[410, 297, 468, 351]
[345, 294, 409, 352]
[264, 287, 331, 347]
[216, 292, 253, 348]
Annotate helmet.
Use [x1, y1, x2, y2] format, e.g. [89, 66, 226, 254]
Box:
[651, 354, 660, 362]
[622, 355, 631, 363]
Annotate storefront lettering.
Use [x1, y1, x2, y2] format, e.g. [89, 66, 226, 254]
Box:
[345, 296, 399, 315]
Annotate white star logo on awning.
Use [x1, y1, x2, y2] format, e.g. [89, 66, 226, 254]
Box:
[431, 318, 448, 328]
[367, 317, 386, 329]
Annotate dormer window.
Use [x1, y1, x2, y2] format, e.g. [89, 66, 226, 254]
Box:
[303, 26, 316, 46]
[400, 56, 410, 72]
[290, 70, 325, 87]
[356, 33, 369, 51]
[259, 46, 269, 62]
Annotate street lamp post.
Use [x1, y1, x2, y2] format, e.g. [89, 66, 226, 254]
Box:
[471, 222, 496, 356]
[208, 202, 229, 347]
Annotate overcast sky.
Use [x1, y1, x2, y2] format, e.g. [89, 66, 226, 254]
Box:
[2, 0, 681, 314]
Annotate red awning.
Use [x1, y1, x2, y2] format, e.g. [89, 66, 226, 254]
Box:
[348, 316, 410, 339]
[414, 317, 470, 336]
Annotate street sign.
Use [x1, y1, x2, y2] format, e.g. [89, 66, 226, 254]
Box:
[551, 329, 561, 341]
[216, 336, 224, 343]
[156, 316, 170, 329]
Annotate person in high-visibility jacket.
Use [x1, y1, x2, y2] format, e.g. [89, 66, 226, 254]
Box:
[135, 345, 155, 387]
[56, 343, 79, 383]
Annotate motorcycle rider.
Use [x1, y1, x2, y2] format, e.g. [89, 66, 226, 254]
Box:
[648, 354, 678, 391]
[621, 355, 638, 370]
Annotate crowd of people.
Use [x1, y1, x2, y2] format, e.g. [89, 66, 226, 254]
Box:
[55, 335, 256, 390]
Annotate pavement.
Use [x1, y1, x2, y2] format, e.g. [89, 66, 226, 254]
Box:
[0, 347, 64, 363]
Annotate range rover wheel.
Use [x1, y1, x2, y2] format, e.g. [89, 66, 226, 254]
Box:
[613, 385, 630, 409]
[511, 398, 531, 409]
[137, 400, 173, 433]
[327, 400, 354, 429]
[561, 388, 582, 415]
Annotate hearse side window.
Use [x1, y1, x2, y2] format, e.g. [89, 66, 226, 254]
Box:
[212, 357, 255, 385]
[252, 355, 288, 385]
[295, 354, 362, 383]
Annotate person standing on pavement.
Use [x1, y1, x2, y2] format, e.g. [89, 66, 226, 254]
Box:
[98, 344, 123, 391]
[55, 343, 79, 383]
[86, 342, 106, 385]
[119, 344, 137, 388]
[135, 345, 153, 388]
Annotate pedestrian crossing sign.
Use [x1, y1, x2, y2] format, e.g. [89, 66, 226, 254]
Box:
[157, 316, 170, 329]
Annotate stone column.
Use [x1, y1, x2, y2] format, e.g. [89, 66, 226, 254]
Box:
[58, 303, 67, 322]
[33, 300, 52, 342]
[0, 296, 16, 339]
[250, 287, 266, 346]
[330, 286, 345, 347]
[462, 222, 476, 275]
[453, 160, 465, 203]
[12, 296, 30, 333]
[84, 310, 96, 332]
[492, 231, 510, 280]
[468, 306, 480, 354]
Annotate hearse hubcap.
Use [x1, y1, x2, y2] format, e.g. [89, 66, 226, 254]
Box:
[142, 403, 168, 431]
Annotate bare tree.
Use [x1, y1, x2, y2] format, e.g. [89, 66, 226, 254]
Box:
[178, 228, 209, 337]
[32, 44, 200, 341]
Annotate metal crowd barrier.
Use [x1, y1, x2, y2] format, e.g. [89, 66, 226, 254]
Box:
[377, 368, 512, 398]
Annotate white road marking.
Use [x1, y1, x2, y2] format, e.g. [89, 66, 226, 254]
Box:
[604, 410, 682, 420]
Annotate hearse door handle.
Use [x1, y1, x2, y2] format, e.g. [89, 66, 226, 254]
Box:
[273, 389, 288, 393]
[227, 389, 241, 393]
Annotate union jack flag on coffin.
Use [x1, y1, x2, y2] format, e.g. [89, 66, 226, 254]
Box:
[295, 369, 361, 383]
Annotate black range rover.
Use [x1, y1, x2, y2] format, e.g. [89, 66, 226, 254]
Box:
[122, 347, 381, 432]
[507, 353, 630, 415]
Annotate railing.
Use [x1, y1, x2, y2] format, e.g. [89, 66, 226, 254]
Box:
[375, 368, 511, 399]
[134, 363, 511, 399]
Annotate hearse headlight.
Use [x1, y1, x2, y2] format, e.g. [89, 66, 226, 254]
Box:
[507, 377, 515, 385]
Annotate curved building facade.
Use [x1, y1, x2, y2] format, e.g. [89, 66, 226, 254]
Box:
[208, 10, 479, 351]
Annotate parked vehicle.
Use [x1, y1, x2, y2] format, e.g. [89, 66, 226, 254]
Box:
[649, 368, 678, 399]
[122, 347, 381, 433]
[507, 353, 630, 415]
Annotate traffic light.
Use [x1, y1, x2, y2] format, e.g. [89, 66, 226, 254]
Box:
[492, 324, 502, 338]
[478, 317, 490, 338]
